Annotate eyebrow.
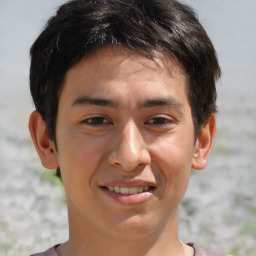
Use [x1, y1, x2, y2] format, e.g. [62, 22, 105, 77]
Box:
[141, 98, 184, 110]
[72, 96, 184, 112]
[72, 96, 118, 108]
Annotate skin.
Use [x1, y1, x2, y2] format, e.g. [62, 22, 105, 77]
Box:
[29, 46, 215, 256]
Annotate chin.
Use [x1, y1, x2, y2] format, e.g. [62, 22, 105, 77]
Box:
[104, 214, 159, 240]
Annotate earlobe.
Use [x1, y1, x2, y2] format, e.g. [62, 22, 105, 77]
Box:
[192, 115, 216, 170]
[28, 111, 59, 170]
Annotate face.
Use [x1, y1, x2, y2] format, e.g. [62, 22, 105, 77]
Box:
[48, 46, 210, 240]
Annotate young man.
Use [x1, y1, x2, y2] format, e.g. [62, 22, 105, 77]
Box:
[28, 0, 224, 255]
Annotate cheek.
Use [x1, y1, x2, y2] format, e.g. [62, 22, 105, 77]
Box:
[56, 132, 112, 209]
[151, 134, 194, 190]
[58, 129, 109, 162]
[56, 130, 110, 186]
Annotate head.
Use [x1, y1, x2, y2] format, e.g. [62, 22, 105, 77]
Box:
[28, 0, 221, 244]
[30, 0, 220, 145]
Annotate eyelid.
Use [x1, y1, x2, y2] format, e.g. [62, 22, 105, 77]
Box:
[81, 115, 112, 125]
[144, 115, 175, 125]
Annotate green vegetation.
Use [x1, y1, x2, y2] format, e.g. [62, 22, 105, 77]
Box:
[241, 220, 256, 237]
[230, 242, 241, 255]
[0, 234, 14, 256]
[228, 218, 256, 256]
[40, 169, 62, 187]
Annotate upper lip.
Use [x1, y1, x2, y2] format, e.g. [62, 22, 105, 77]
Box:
[99, 179, 157, 188]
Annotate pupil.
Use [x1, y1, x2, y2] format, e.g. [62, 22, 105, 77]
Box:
[92, 117, 104, 124]
[154, 118, 165, 124]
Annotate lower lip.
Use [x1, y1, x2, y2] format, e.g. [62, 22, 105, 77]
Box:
[100, 188, 154, 205]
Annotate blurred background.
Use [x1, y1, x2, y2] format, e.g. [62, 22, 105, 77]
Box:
[0, 1, 255, 255]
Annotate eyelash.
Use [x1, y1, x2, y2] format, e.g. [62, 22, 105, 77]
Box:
[81, 116, 111, 126]
[144, 117, 174, 126]
[81, 116, 173, 127]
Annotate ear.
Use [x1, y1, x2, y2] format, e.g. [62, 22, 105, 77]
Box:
[28, 111, 59, 170]
[192, 115, 216, 170]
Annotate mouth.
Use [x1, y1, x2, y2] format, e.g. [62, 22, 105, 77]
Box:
[99, 180, 157, 205]
[102, 185, 156, 195]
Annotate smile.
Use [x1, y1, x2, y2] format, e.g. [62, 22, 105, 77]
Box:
[100, 182, 156, 205]
[104, 185, 153, 195]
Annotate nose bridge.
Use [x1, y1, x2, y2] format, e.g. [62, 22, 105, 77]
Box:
[109, 120, 150, 171]
[123, 121, 141, 155]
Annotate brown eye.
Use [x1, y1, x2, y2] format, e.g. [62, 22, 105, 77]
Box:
[145, 117, 173, 125]
[82, 116, 110, 125]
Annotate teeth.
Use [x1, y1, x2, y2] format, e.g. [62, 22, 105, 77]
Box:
[129, 187, 138, 194]
[138, 186, 143, 193]
[106, 186, 151, 194]
[143, 185, 149, 191]
[120, 187, 129, 194]
[114, 186, 120, 193]
[108, 186, 114, 191]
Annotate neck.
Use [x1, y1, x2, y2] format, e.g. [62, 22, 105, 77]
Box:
[58, 203, 191, 256]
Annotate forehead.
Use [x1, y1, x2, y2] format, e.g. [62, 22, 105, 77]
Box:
[79, 46, 186, 78]
[61, 45, 188, 105]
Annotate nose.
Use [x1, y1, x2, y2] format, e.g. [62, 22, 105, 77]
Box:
[108, 121, 150, 172]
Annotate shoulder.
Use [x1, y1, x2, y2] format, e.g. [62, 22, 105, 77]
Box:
[29, 245, 59, 256]
[187, 243, 231, 256]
